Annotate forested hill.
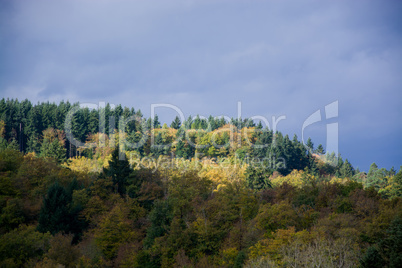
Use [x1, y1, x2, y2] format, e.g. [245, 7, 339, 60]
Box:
[0, 98, 347, 173]
[0, 98, 401, 267]
[0, 98, 399, 194]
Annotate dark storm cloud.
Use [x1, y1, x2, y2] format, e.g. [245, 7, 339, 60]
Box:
[1, 0, 401, 170]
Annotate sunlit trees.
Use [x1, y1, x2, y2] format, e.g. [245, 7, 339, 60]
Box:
[315, 144, 325, 154]
[40, 128, 67, 163]
[340, 158, 355, 178]
[390, 168, 402, 198]
[1, 98, 402, 267]
[170, 116, 181, 129]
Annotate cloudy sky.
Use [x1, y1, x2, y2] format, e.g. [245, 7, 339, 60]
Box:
[1, 0, 401, 171]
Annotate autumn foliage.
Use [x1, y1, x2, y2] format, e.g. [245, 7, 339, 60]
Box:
[0, 99, 401, 267]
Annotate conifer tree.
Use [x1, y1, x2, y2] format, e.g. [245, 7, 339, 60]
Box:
[306, 137, 314, 152]
[368, 162, 379, 178]
[315, 144, 325, 154]
[38, 182, 71, 235]
[245, 165, 272, 191]
[391, 168, 402, 198]
[151, 132, 166, 158]
[153, 115, 161, 129]
[360, 246, 384, 268]
[340, 158, 354, 178]
[170, 116, 181, 129]
[39, 129, 67, 163]
[143, 199, 173, 249]
[103, 148, 131, 196]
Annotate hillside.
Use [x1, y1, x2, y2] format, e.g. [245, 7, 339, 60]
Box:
[0, 98, 401, 267]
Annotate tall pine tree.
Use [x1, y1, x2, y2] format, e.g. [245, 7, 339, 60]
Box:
[103, 148, 132, 196]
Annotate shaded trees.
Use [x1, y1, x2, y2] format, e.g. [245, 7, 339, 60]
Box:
[0, 225, 51, 267]
[103, 148, 132, 196]
[37, 181, 86, 243]
[245, 165, 272, 191]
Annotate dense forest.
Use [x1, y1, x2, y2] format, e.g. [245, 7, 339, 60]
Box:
[0, 98, 401, 267]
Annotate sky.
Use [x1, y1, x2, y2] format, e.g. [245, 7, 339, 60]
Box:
[0, 0, 401, 171]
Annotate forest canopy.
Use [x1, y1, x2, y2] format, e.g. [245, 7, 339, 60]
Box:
[0, 98, 401, 267]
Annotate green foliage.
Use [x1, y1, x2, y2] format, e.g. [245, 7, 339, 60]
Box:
[175, 139, 195, 159]
[292, 182, 319, 208]
[366, 162, 390, 190]
[0, 199, 26, 232]
[0, 99, 401, 267]
[103, 148, 132, 196]
[340, 158, 355, 178]
[376, 216, 402, 268]
[234, 250, 247, 268]
[37, 182, 71, 234]
[315, 144, 325, 154]
[245, 165, 272, 191]
[256, 201, 298, 234]
[390, 168, 402, 198]
[37, 181, 86, 242]
[129, 167, 164, 210]
[360, 246, 385, 268]
[40, 138, 66, 163]
[306, 137, 314, 152]
[151, 132, 169, 157]
[0, 149, 23, 173]
[143, 199, 173, 249]
[44, 233, 81, 267]
[95, 205, 136, 260]
[0, 148, 399, 267]
[170, 116, 181, 129]
[153, 114, 161, 129]
[0, 225, 51, 267]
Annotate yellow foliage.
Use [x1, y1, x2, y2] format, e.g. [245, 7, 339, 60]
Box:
[79, 133, 114, 163]
[220, 247, 239, 267]
[378, 176, 395, 198]
[42, 128, 66, 146]
[200, 167, 226, 186]
[329, 176, 351, 184]
[241, 127, 257, 146]
[100, 153, 112, 169]
[198, 156, 247, 191]
[271, 170, 305, 187]
[127, 154, 249, 192]
[127, 151, 141, 169]
[0, 120, 5, 138]
[64, 156, 103, 173]
[95, 205, 137, 260]
[248, 239, 271, 260]
[24, 151, 37, 159]
[256, 201, 298, 235]
[153, 127, 177, 139]
[248, 227, 311, 265]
